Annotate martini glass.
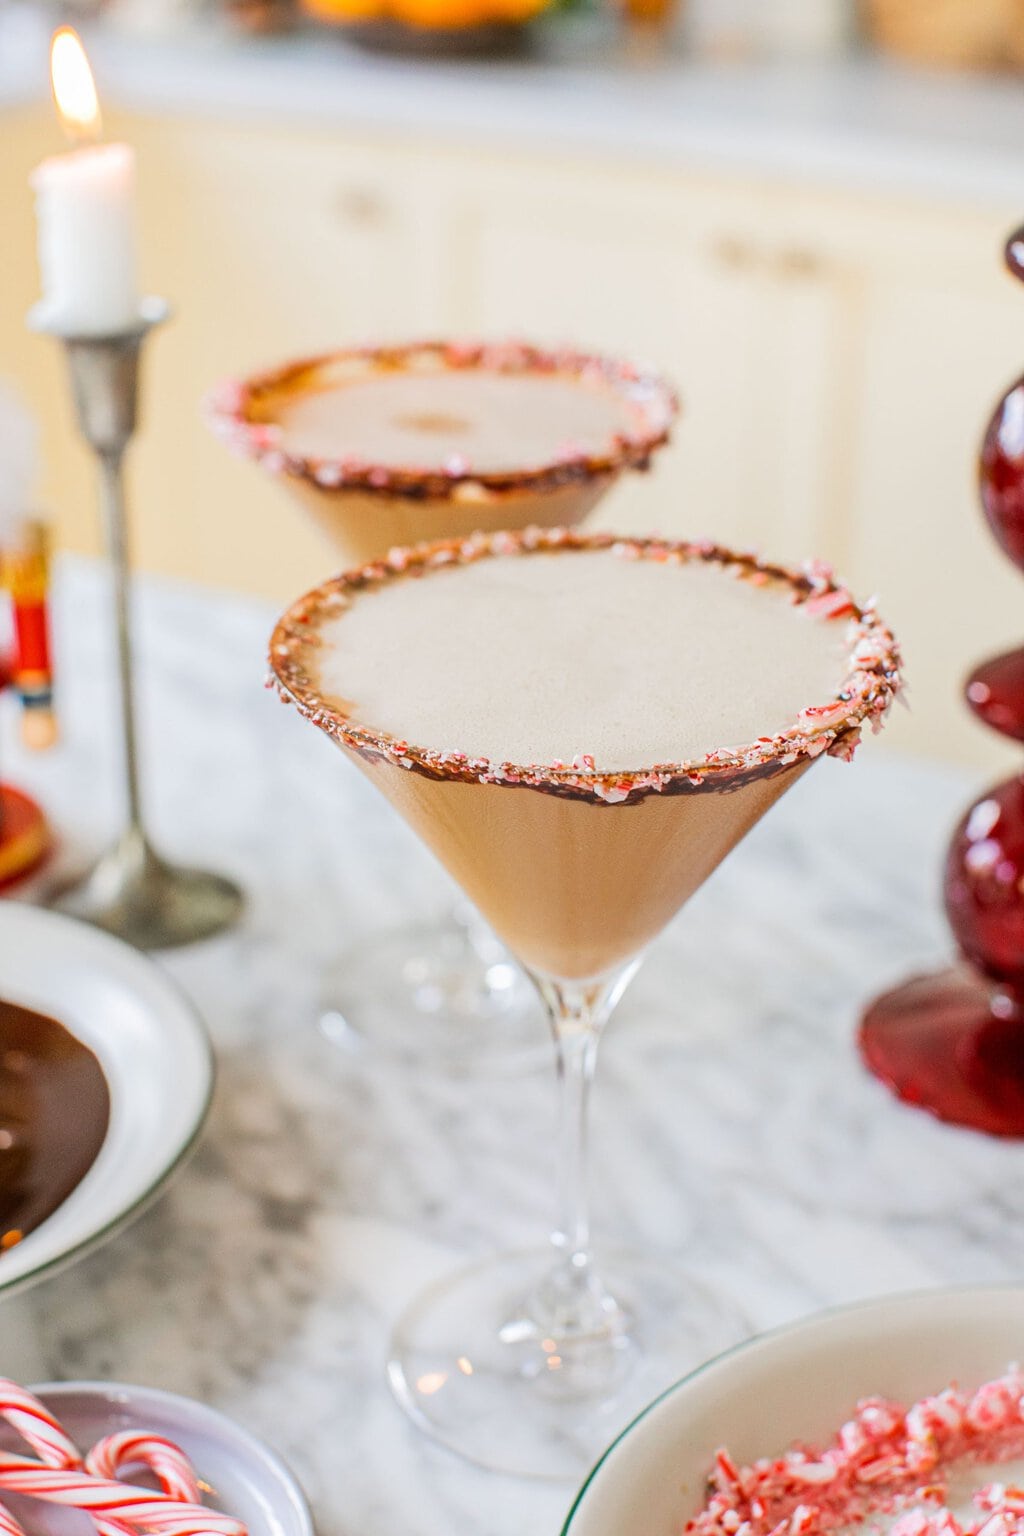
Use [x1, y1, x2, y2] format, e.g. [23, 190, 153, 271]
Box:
[269, 527, 902, 1478]
[210, 341, 677, 1062]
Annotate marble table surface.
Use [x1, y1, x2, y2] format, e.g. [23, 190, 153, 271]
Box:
[3, 556, 1023, 1536]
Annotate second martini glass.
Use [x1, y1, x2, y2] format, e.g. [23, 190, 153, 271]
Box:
[210, 341, 677, 1061]
[270, 528, 902, 1478]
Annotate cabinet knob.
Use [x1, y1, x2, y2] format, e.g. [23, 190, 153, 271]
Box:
[712, 236, 759, 271]
[712, 239, 827, 281]
[335, 186, 388, 226]
[775, 247, 825, 280]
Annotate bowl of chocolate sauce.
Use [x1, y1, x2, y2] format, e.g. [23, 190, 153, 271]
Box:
[0, 904, 213, 1331]
[0, 996, 111, 1260]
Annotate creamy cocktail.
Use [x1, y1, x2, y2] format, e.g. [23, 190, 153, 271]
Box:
[209, 340, 677, 567]
[213, 340, 678, 1056]
[297, 541, 851, 977]
[270, 528, 901, 1476]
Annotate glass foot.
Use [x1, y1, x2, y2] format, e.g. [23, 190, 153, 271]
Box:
[860, 967, 1024, 1136]
[386, 1245, 745, 1480]
[319, 921, 548, 1070]
[49, 832, 243, 950]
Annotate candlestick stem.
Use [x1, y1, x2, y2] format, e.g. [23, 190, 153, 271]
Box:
[38, 302, 243, 950]
[99, 449, 145, 834]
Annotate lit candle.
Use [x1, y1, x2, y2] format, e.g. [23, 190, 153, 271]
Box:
[30, 28, 140, 337]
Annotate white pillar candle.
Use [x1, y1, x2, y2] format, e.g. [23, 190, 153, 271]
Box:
[30, 30, 140, 337]
[32, 143, 139, 336]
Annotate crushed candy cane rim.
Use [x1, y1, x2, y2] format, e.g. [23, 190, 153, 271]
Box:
[206, 339, 678, 501]
[269, 527, 903, 805]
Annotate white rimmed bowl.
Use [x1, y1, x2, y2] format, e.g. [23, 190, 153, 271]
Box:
[562, 1286, 1024, 1536]
[0, 903, 214, 1367]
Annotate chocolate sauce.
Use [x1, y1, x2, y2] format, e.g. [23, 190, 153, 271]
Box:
[0, 1000, 110, 1252]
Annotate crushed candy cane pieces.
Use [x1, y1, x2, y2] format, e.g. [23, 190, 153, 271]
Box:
[686, 1369, 1024, 1536]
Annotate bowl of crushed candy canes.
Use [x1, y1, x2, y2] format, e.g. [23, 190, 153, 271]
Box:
[562, 1286, 1024, 1536]
[0, 1378, 312, 1536]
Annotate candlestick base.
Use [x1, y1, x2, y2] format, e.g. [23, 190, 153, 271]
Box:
[50, 827, 243, 951]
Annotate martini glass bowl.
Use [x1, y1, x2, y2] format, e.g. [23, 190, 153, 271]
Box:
[211, 341, 678, 1063]
[269, 528, 902, 1479]
[207, 341, 675, 571]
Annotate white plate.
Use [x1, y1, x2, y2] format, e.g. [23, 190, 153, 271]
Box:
[562, 1286, 1024, 1536]
[0, 901, 213, 1296]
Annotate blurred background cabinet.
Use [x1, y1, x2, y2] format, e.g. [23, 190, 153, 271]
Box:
[4, 72, 1024, 769]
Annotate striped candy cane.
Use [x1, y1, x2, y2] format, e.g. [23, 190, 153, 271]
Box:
[0, 1500, 29, 1536]
[0, 1450, 246, 1536]
[0, 1380, 82, 1469]
[86, 1434, 201, 1506]
[91, 1516, 137, 1536]
[0, 1384, 245, 1536]
[0, 1383, 135, 1536]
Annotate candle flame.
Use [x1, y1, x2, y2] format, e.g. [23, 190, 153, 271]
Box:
[50, 27, 101, 143]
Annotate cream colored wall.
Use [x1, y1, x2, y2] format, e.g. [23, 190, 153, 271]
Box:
[0, 107, 94, 553]
[3, 103, 1023, 772]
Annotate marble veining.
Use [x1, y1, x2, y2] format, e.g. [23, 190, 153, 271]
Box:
[2, 557, 1020, 1536]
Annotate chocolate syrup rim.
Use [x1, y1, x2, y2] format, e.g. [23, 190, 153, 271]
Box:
[207, 339, 679, 502]
[269, 527, 903, 806]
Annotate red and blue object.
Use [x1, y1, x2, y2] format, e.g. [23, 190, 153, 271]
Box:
[0, 522, 54, 889]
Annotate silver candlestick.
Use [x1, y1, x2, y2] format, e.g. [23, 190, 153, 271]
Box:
[34, 298, 243, 949]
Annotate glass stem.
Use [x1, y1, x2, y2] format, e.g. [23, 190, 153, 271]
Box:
[533, 964, 638, 1332]
[552, 990, 600, 1268]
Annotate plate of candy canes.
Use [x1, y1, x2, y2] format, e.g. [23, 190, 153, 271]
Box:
[562, 1285, 1024, 1536]
[0, 1378, 312, 1536]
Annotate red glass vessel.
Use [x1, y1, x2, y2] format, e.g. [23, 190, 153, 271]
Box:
[859, 226, 1024, 1137]
[966, 650, 1024, 743]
